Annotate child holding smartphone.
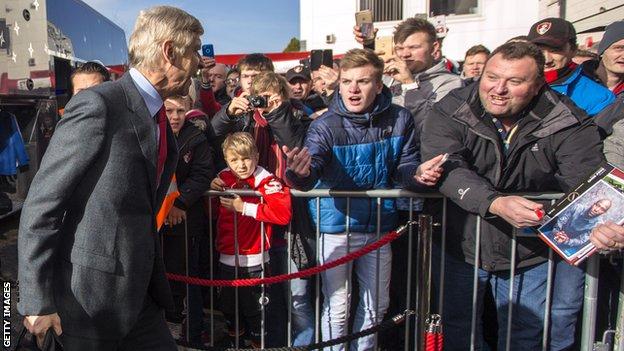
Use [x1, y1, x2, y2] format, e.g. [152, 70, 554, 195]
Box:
[210, 132, 292, 347]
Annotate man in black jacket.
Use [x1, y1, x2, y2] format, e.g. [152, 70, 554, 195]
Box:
[421, 41, 604, 350]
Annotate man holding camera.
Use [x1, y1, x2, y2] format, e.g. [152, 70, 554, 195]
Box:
[211, 54, 306, 179]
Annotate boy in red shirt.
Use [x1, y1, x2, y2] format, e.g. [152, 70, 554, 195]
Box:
[210, 132, 292, 348]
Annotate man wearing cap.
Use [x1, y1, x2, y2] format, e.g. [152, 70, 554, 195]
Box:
[286, 64, 328, 119]
[528, 17, 615, 116]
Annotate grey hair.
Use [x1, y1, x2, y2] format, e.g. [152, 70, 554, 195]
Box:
[128, 6, 203, 71]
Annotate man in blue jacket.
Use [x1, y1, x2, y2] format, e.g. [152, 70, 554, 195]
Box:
[283, 48, 444, 350]
[528, 17, 615, 116]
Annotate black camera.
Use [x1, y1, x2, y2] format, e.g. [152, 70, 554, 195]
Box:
[247, 95, 268, 108]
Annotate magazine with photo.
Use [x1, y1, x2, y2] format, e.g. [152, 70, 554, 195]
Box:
[537, 163, 624, 265]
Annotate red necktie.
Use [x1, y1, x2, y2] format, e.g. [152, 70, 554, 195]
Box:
[156, 106, 168, 184]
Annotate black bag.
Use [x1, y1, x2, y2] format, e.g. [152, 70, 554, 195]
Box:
[14, 326, 63, 351]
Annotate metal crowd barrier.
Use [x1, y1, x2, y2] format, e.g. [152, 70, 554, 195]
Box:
[161, 189, 624, 351]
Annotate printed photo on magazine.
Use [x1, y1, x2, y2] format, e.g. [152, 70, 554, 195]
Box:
[537, 163, 624, 265]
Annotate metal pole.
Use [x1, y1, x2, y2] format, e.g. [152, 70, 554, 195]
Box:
[287, 221, 293, 347]
[543, 198, 557, 351]
[439, 197, 448, 314]
[315, 197, 321, 343]
[405, 198, 414, 351]
[580, 255, 600, 351]
[470, 216, 482, 351]
[260, 197, 266, 349]
[184, 219, 190, 344]
[374, 197, 382, 350]
[208, 199, 215, 347]
[234, 212, 240, 349]
[416, 214, 433, 351]
[344, 197, 352, 351]
[543, 249, 554, 351]
[505, 232, 518, 351]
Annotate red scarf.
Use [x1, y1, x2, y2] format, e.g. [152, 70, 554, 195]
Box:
[613, 81, 624, 96]
[545, 62, 578, 85]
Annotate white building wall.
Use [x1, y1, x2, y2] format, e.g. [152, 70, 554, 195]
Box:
[299, 0, 359, 53]
[300, 0, 540, 62]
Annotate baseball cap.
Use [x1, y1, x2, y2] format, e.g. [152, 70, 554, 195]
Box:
[286, 65, 311, 82]
[528, 17, 577, 49]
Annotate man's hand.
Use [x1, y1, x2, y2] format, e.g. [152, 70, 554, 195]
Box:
[489, 196, 544, 228]
[211, 177, 226, 191]
[554, 230, 570, 244]
[384, 57, 414, 84]
[310, 108, 328, 120]
[166, 206, 186, 227]
[414, 154, 445, 186]
[316, 65, 339, 93]
[220, 195, 243, 213]
[263, 93, 284, 115]
[282, 145, 311, 178]
[227, 92, 251, 117]
[200, 56, 216, 72]
[24, 314, 62, 348]
[590, 222, 624, 250]
[352, 25, 378, 45]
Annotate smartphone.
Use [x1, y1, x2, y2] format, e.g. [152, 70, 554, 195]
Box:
[375, 36, 394, 61]
[355, 9, 374, 40]
[310, 49, 333, 71]
[202, 44, 214, 58]
[434, 153, 449, 168]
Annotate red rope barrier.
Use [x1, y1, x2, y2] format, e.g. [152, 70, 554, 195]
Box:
[166, 222, 413, 287]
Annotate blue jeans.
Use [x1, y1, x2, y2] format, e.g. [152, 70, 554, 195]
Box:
[433, 245, 547, 351]
[320, 232, 391, 351]
[288, 258, 315, 346]
[550, 258, 585, 350]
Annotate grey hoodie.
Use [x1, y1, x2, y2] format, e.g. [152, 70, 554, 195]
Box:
[382, 60, 464, 108]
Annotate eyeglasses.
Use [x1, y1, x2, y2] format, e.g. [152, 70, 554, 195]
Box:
[226, 77, 240, 85]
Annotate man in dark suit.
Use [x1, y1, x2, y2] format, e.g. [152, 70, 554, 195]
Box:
[17, 6, 203, 350]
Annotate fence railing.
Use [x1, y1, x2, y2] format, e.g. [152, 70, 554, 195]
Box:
[161, 189, 623, 351]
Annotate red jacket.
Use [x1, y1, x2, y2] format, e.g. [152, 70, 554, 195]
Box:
[216, 166, 292, 266]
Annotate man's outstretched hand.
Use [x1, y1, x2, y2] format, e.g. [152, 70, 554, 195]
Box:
[283, 145, 311, 178]
[414, 154, 446, 186]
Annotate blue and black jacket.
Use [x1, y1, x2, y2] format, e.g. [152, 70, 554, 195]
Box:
[286, 86, 422, 234]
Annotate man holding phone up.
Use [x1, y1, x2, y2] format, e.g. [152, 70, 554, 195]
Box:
[354, 17, 462, 116]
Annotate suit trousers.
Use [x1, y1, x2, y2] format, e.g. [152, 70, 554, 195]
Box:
[59, 295, 176, 351]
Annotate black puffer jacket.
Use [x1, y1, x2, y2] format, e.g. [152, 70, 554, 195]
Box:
[421, 83, 604, 271]
[166, 119, 215, 236]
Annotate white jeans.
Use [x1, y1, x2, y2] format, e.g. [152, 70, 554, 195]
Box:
[320, 232, 392, 351]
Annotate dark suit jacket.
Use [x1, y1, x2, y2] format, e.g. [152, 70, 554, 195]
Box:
[17, 73, 178, 339]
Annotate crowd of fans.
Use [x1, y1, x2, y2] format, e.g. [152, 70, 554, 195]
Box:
[58, 12, 624, 351]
